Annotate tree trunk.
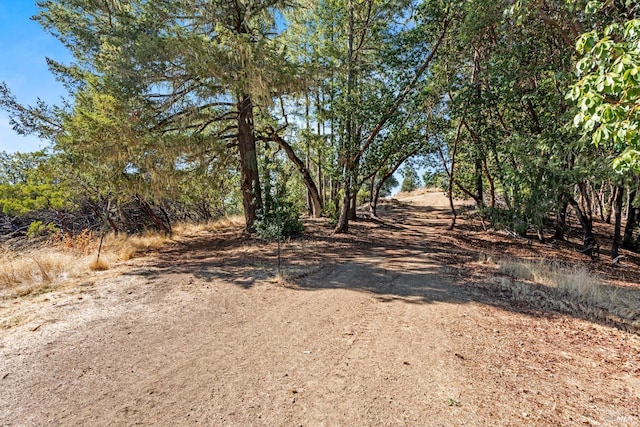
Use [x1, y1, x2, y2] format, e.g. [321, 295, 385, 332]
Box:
[474, 158, 483, 208]
[483, 158, 495, 208]
[371, 180, 381, 218]
[331, 178, 339, 209]
[334, 0, 356, 233]
[492, 109, 512, 209]
[158, 205, 173, 235]
[371, 174, 395, 219]
[605, 183, 615, 223]
[368, 176, 376, 216]
[568, 196, 598, 257]
[471, 48, 484, 210]
[106, 215, 118, 234]
[318, 156, 325, 205]
[370, 148, 420, 218]
[237, 94, 263, 232]
[622, 187, 638, 250]
[596, 184, 606, 221]
[334, 172, 351, 233]
[348, 192, 357, 220]
[612, 185, 624, 259]
[136, 195, 170, 234]
[554, 199, 568, 240]
[316, 87, 325, 204]
[270, 132, 323, 218]
[438, 120, 464, 230]
[334, 0, 355, 234]
[305, 90, 312, 216]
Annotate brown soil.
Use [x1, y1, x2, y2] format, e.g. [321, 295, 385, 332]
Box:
[1, 191, 639, 426]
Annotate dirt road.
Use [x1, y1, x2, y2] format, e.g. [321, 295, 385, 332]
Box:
[1, 192, 639, 426]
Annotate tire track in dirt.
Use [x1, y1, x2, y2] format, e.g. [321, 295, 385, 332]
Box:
[290, 257, 482, 426]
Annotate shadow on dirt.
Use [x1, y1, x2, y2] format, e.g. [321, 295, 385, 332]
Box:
[124, 204, 640, 335]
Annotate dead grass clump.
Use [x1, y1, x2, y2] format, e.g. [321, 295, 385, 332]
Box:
[172, 215, 245, 236]
[0, 251, 87, 298]
[500, 260, 537, 282]
[476, 251, 496, 265]
[0, 259, 24, 287]
[272, 270, 296, 288]
[103, 231, 172, 261]
[497, 259, 640, 328]
[555, 269, 603, 301]
[499, 259, 601, 296]
[89, 258, 110, 271]
[33, 256, 56, 283]
[2, 217, 243, 299]
[50, 229, 97, 255]
[2, 224, 180, 298]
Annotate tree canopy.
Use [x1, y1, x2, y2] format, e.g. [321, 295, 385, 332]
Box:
[1, 0, 639, 258]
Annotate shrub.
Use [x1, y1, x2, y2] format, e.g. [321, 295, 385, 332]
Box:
[321, 199, 339, 226]
[255, 200, 303, 239]
[481, 206, 528, 236]
[26, 220, 59, 239]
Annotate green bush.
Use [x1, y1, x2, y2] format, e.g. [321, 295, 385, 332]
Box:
[357, 187, 370, 206]
[322, 198, 340, 226]
[255, 200, 303, 239]
[26, 220, 59, 239]
[481, 206, 528, 236]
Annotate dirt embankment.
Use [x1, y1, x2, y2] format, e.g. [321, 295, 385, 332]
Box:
[1, 191, 639, 426]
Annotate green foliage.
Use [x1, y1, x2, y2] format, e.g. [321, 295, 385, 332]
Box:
[569, 13, 640, 173]
[255, 200, 303, 239]
[321, 199, 339, 225]
[379, 175, 399, 198]
[0, 151, 75, 216]
[481, 207, 528, 236]
[2, 0, 637, 249]
[256, 142, 305, 239]
[0, 150, 48, 184]
[0, 183, 69, 216]
[356, 186, 370, 206]
[26, 220, 59, 239]
[400, 167, 420, 193]
[422, 170, 447, 189]
[25, 0, 300, 231]
[426, 0, 603, 236]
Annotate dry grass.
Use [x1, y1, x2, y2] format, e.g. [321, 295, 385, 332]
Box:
[496, 259, 640, 329]
[104, 231, 173, 261]
[172, 215, 245, 235]
[499, 259, 601, 296]
[106, 215, 243, 261]
[0, 251, 90, 298]
[89, 258, 110, 271]
[0, 216, 246, 299]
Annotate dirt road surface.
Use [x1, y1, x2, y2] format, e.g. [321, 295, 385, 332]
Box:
[1, 192, 639, 426]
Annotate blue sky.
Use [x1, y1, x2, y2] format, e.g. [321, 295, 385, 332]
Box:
[0, 1, 69, 153]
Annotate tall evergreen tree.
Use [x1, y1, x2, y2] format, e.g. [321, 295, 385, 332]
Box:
[3, 0, 298, 232]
